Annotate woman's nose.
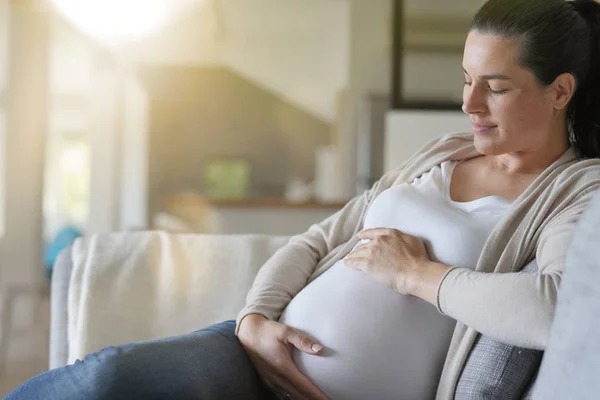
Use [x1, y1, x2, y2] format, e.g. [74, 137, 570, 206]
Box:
[462, 85, 486, 115]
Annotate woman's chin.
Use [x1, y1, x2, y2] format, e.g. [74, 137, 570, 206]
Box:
[473, 135, 504, 156]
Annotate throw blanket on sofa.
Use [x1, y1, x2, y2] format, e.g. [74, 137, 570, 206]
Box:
[67, 232, 290, 363]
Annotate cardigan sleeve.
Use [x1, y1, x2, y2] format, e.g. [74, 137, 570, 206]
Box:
[436, 188, 597, 350]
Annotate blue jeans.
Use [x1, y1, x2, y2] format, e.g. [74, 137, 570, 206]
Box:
[7, 321, 277, 399]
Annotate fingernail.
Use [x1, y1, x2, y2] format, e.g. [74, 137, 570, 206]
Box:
[311, 344, 323, 352]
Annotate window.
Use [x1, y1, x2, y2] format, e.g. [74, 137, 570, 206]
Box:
[43, 131, 90, 240]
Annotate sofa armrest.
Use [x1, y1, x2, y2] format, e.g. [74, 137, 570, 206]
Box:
[49, 247, 73, 369]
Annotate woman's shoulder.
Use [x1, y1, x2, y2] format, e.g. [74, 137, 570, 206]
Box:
[549, 157, 600, 199]
[560, 157, 600, 181]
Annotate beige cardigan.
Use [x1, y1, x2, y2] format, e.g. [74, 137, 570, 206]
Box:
[236, 132, 600, 399]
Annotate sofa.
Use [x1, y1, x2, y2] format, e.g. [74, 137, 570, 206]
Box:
[48, 192, 600, 399]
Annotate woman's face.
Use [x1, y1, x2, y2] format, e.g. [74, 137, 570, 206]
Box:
[462, 31, 562, 156]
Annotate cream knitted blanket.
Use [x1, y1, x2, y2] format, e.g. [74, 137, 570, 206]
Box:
[67, 232, 289, 363]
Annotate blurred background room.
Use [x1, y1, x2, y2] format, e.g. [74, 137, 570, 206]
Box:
[0, 0, 482, 394]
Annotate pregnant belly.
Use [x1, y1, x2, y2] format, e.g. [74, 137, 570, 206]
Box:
[278, 260, 456, 400]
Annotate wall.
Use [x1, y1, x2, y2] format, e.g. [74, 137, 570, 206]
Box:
[143, 67, 331, 219]
[219, 0, 349, 123]
[114, 0, 221, 66]
[111, 0, 349, 124]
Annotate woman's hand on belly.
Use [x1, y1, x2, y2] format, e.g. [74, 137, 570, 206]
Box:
[238, 314, 330, 400]
[345, 228, 450, 303]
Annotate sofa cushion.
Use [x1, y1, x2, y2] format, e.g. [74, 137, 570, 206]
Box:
[455, 334, 542, 399]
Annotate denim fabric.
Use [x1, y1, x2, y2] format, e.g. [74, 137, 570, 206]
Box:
[7, 320, 276, 400]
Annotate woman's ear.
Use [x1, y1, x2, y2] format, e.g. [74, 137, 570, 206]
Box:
[549, 72, 576, 110]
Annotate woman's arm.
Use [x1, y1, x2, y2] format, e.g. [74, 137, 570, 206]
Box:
[433, 266, 559, 350]
[427, 192, 595, 350]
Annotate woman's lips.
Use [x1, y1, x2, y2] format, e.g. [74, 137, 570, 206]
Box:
[472, 124, 496, 133]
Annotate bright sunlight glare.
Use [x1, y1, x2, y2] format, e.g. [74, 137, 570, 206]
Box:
[50, 0, 169, 44]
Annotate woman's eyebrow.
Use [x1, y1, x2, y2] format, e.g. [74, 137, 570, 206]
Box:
[463, 67, 511, 80]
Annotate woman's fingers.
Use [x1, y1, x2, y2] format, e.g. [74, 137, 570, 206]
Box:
[278, 328, 329, 399]
[283, 327, 323, 355]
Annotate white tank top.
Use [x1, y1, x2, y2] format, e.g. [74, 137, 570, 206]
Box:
[279, 160, 512, 400]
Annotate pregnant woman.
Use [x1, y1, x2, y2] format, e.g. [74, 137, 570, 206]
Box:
[7, 0, 600, 399]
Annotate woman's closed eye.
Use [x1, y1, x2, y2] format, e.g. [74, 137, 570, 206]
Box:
[464, 81, 508, 95]
[489, 86, 508, 95]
